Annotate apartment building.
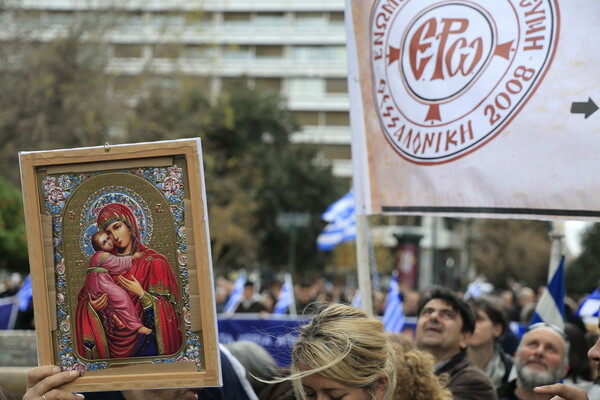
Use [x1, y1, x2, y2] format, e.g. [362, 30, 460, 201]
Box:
[2, 0, 352, 177]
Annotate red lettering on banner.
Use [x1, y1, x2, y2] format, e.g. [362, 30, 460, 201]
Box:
[410, 18, 483, 81]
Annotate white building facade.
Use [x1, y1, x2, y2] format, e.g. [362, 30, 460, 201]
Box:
[2, 0, 352, 177]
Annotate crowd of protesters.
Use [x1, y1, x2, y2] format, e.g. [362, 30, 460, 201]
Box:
[5, 270, 600, 399]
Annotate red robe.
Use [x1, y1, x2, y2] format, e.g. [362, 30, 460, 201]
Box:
[75, 245, 182, 359]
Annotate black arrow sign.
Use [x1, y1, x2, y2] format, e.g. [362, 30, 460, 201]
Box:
[571, 97, 598, 119]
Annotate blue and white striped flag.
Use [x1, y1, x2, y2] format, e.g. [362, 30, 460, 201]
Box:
[530, 255, 565, 329]
[274, 273, 296, 315]
[383, 274, 405, 333]
[464, 278, 493, 300]
[577, 287, 600, 321]
[224, 271, 246, 314]
[316, 191, 356, 251]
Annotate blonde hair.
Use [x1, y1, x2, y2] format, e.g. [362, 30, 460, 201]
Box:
[290, 303, 397, 400]
[388, 334, 453, 400]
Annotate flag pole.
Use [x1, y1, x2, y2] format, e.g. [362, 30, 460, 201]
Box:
[548, 221, 565, 280]
[356, 214, 373, 315]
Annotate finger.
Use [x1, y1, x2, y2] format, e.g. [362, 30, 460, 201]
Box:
[25, 368, 81, 400]
[99, 293, 108, 307]
[26, 365, 61, 390]
[534, 384, 588, 400]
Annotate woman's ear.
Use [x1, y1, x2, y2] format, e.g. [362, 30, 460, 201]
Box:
[374, 373, 390, 400]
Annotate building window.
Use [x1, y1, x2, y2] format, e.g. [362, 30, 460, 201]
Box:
[223, 12, 251, 27]
[148, 75, 180, 91]
[222, 77, 248, 92]
[114, 12, 144, 28]
[321, 144, 352, 159]
[256, 45, 283, 59]
[325, 111, 350, 126]
[18, 10, 42, 28]
[329, 12, 345, 27]
[255, 12, 285, 27]
[294, 111, 320, 126]
[294, 12, 326, 28]
[186, 11, 213, 28]
[325, 46, 347, 62]
[45, 11, 74, 26]
[184, 44, 216, 60]
[326, 78, 348, 94]
[113, 44, 143, 58]
[222, 44, 252, 60]
[151, 12, 186, 28]
[254, 78, 281, 93]
[182, 76, 211, 92]
[288, 78, 324, 98]
[154, 43, 180, 59]
[291, 46, 324, 62]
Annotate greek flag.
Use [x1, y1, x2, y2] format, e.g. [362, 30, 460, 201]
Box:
[316, 191, 356, 251]
[530, 256, 565, 329]
[464, 278, 493, 300]
[274, 273, 296, 315]
[577, 287, 600, 322]
[383, 274, 405, 333]
[224, 272, 246, 314]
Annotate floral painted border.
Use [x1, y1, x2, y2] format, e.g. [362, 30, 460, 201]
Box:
[41, 165, 203, 372]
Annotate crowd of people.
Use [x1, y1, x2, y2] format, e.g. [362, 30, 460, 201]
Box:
[6, 273, 600, 400]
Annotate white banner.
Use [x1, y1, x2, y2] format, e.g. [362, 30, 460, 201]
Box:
[346, 0, 600, 219]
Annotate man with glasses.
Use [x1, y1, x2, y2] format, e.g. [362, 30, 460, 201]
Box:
[498, 322, 571, 400]
[416, 287, 497, 400]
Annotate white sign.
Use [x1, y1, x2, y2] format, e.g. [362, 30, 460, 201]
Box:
[347, 0, 600, 219]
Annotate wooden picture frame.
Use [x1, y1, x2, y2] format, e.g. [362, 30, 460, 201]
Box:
[19, 139, 220, 392]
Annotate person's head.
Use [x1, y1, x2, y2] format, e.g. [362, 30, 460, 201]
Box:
[97, 203, 139, 254]
[403, 290, 422, 317]
[515, 323, 570, 392]
[517, 287, 535, 308]
[291, 303, 394, 400]
[225, 340, 279, 395]
[296, 279, 316, 303]
[563, 322, 593, 383]
[242, 281, 255, 300]
[91, 230, 114, 252]
[415, 288, 475, 362]
[467, 296, 507, 349]
[387, 334, 453, 400]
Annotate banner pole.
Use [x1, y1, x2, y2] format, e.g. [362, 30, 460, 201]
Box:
[356, 214, 373, 315]
[548, 221, 565, 278]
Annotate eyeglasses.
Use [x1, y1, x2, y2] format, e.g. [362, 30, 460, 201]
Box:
[527, 322, 568, 341]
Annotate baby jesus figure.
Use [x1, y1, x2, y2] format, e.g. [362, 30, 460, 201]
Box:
[84, 231, 152, 336]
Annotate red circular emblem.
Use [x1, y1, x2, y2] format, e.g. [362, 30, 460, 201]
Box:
[370, 0, 560, 164]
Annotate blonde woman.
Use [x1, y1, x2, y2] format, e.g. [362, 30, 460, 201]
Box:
[288, 303, 452, 400]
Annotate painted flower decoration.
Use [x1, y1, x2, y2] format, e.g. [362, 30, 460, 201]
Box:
[163, 176, 180, 195]
[42, 177, 56, 193]
[48, 187, 66, 205]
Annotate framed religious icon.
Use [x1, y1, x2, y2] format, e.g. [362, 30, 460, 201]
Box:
[19, 139, 220, 392]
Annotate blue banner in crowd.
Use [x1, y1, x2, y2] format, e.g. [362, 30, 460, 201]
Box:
[218, 315, 309, 367]
[0, 296, 18, 330]
[216, 315, 423, 367]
